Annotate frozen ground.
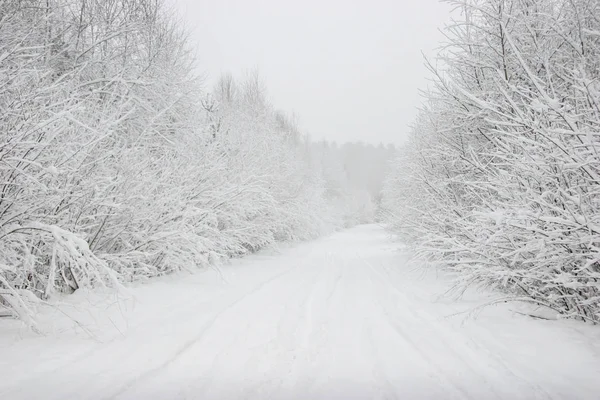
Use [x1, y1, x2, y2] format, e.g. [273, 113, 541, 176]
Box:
[1, 225, 599, 399]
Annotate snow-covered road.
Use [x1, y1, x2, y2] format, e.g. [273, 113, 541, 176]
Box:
[1, 225, 599, 399]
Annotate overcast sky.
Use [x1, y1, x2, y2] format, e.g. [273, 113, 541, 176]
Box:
[170, 0, 452, 145]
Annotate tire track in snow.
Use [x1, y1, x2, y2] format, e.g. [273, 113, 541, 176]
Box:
[104, 262, 303, 400]
[372, 256, 556, 400]
[361, 254, 553, 400]
[287, 251, 344, 396]
[195, 259, 326, 399]
[240, 250, 345, 399]
[360, 256, 475, 400]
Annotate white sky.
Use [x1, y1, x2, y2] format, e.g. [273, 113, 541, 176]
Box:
[171, 0, 452, 145]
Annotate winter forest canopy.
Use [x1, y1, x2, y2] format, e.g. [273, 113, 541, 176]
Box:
[1, 0, 600, 329]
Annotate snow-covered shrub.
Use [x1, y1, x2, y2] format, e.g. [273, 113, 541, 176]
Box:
[0, 0, 335, 325]
[383, 0, 600, 322]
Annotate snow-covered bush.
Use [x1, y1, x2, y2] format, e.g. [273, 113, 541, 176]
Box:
[0, 0, 335, 325]
[382, 0, 600, 322]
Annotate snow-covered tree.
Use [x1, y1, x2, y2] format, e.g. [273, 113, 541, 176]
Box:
[0, 0, 343, 326]
[383, 0, 600, 322]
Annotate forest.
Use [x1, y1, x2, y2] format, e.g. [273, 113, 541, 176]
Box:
[0, 0, 395, 326]
[2, 1, 600, 397]
[1, 0, 600, 329]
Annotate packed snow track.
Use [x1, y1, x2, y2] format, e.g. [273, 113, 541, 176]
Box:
[1, 225, 599, 399]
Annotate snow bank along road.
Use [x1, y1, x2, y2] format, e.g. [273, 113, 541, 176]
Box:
[1, 225, 599, 399]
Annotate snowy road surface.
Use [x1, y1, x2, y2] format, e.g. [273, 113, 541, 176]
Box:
[1, 225, 599, 399]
